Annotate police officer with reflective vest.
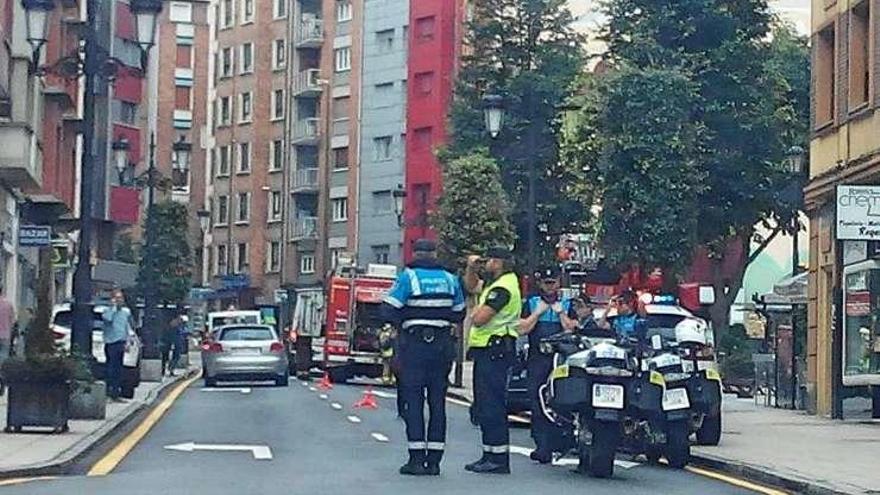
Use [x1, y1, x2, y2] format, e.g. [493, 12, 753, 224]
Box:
[519, 266, 577, 463]
[382, 239, 466, 476]
[463, 246, 521, 474]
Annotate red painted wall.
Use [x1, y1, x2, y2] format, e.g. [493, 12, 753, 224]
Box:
[403, 0, 463, 262]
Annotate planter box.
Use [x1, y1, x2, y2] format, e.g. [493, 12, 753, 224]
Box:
[69, 380, 106, 420]
[4, 380, 71, 433]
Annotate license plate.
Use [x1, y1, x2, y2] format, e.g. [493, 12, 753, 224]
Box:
[592, 383, 624, 409]
[663, 387, 690, 411]
[234, 348, 261, 355]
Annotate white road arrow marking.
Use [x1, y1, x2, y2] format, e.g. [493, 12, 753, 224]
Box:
[201, 387, 251, 394]
[164, 442, 273, 460]
[371, 432, 389, 443]
[331, 402, 343, 410]
[372, 390, 396, 399]
[347, 415, 361, 424]
[509, 445, 639, 469]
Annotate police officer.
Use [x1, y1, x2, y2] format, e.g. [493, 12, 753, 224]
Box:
[382, 239, 466, 476]
[463, 246, 521, 474]
[519, 266, 577, 463]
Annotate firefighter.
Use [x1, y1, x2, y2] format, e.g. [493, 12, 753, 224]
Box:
[463, 246, 521, 474]
[381, 239, 466, 476]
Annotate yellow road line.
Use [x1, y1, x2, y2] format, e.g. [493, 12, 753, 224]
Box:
[685, 465, 790, 495]
[0, 476, 58, 487]
[87, 372, 200, 477]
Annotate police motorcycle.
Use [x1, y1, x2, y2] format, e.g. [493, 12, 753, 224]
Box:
[673, 318, 723, 446]
[537, 331, 666, 478]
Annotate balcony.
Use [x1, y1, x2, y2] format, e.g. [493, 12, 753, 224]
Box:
[292, 168, 319, 194]
[292, 118, 320, 145]
[0, 122, 41, 190]
[296, 17, 323, 49]
[292, 216, 319, 241]
[294, 69, 322, 98]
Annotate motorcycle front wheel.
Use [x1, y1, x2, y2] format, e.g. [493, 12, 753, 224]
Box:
[589, 422, 619, 478]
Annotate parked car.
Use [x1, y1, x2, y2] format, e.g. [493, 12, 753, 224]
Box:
[201, 324, 289, 387]
[51, 303, 143, 398]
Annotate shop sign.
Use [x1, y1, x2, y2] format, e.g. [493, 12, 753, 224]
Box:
[837, 185, 880, 240]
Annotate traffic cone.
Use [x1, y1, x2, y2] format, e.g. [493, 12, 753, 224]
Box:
[317, 371, 333, 391]
[353, 386, 379, 410]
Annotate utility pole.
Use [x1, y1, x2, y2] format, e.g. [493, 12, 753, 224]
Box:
[142, 133, 159, 358]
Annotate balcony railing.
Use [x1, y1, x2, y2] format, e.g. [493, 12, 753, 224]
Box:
[292, 216, 319, 241]
[296, 17, 323, 48]
[292, 168, 319, 193]
[292, 118, 320, 145]
[294, 69, 322, 98]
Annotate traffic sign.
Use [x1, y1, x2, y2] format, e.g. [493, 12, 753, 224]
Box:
[19, 225, 51, 247]
[221, 274, 250, 290]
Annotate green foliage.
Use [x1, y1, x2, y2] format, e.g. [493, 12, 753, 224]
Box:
[0, 354, 79, 383]
[113, 232, 139, 264]
[433, 151, 517, 264]
[718, 324, 757, 380]
[445, 0, 587, 263]
[138, 201, 193, 304]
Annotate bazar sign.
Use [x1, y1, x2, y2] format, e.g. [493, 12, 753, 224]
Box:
[837, 185, 880, 240]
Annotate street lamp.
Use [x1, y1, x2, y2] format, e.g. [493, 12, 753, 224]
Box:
[392, 184, 407, 227]
[22, 0, 54, 60]
[482, 94, 505, 139]
[112, 137, 130, 184]
[172, 136, 192, 188]
[784, 145, 806, 175]
[130, 0, 163, 70]
[197, 209, 211, 233]
[197, 209, 210, 285]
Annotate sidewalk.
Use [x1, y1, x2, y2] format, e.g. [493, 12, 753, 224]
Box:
[0, 369, 196, 478]
[448, 361, 879, 495]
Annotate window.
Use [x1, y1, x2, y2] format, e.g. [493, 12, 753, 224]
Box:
[336, 1, 352, 22]
[332, 197, 348, 222]
[273, 39, 286, 69]
[217, 195, 229, 224]
[415, 71, 434, 96]
[333, 147, 349, 170]
[267, 242, 281, 272]
[218, 145, 231, 176]
[850, 2, 870, 109]
[239, 92, 252, 123]
[175, 86, 191, 110]
[330, 249, 344, 269]
[236, 243, 249, 273]
[172, 149, 189, 189]
[236, 192, 251, 223]
[240, 43, 254, 74]
[269, 191, 282, 221]
[415, 127, 432, 150]
[335, 47, 351, 72]
[375, 82, 394, 107]
[222, 0, 234, 28]
[374, 136, 392, 161]
[372, 190, 392, 213]
[270, 140, 284, 171]
[376, 29, 394, 52]
[237, 142, 251, 173]
[416, 16, 435, 41]
[241, 0, 254, 24]
[176, 45, 192, 67]
[332, 96, 350, 120]
[843, 262, 880, 380]
[372, 245, 390, 265]
[216, 244, 228, 274]
[815, 24, 836, 127]
[220, 96, 231, 125]
[273, 0, 287, 19]
[300, 253, 315, 274]
[119, 101, 137, 125]
[221, 47, 233, 77]
[169, 2, 192, 23]
[272, 89, 285, 120]
[413, 183, 430, 226]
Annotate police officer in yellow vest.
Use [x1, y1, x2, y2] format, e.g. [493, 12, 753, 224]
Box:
[463, 246, 521, 474]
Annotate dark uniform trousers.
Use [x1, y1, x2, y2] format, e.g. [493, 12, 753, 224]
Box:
[527, 353, 562, 452]
[399, 332, 453, 464]
[472, 347, 514, 464]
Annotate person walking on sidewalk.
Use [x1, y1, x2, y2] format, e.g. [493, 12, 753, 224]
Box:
[463, 246, 521, 474]
[382, 239, 466, 476]
[161, 311, 187, 377]
[102, 290, 132, 402]
[0, 287, 14, 396]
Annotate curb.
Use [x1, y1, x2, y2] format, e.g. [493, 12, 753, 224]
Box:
[0, 368, 199, 480]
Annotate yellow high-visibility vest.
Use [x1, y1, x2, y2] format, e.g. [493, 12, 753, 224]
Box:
[468, 272, 521, 348]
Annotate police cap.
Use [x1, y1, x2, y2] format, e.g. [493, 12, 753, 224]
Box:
[485, 246, 513, 260]
[413, 238, 437, 253]
[536, 265, 561, 279]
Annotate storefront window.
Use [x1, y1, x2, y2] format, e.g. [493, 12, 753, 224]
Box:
[843, 262, 880, 380]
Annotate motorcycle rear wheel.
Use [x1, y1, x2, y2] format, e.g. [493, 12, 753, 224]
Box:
[666, 420, 690, 469]
[589, 422, 619, 478]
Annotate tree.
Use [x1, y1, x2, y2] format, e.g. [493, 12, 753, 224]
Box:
[567, 0, 810, 335]
[113, 232, 139, 264]
[433, 151, 516, 265]
[137, 201, 193, 304]
[446, 0, 587, 266]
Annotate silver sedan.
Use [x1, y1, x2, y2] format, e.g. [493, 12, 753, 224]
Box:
[201, 325, 289, 387]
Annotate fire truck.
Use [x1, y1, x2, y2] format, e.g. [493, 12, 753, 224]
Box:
[322, 263, 398, 383]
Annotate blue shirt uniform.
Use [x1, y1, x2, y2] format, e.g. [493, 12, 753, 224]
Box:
[521, 295, 575, 353]
[381, 258, 466, 333]
[612, 313, 645, 340]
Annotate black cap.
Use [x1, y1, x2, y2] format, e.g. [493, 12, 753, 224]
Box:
[485, 246, 513, 260]
[536, 265, 561, 279]
[413, 238, 437, 253]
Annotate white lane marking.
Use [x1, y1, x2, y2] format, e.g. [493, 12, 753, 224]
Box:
[300, 381, 309, 387]
[347, 415, 362, 424]
[309, 386, 317, 392]
[510, 445, 639, 469]
[201, 387, 251, 394]
[331, 402, 343, 410]
[371, 432, 390, 443]
[164, 442, 273, 460]
[446, 397, 470, 407]
[319, 393, 328, 400]
[372, 390, 397, 399]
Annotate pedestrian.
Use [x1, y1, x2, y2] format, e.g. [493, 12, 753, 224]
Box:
[102, 289, 132, 402]
[597, 289, 646, 340]
[572, 295, 609, 336]
[161, 312, 186, 377]
[518, 266, 577, 464]
[463, 246, 521, 474]
[0, 286, 14, 396]
[381, 239, 466, 476]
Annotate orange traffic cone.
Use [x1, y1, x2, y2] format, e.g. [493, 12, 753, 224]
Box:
[317, 371, 333, 391]
[353, 386, 379, 410]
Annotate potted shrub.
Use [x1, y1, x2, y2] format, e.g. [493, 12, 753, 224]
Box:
[2, 354, 77, 433]
[68, 354, 103, 420]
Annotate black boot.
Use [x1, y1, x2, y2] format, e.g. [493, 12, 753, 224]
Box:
[530, 449, 552, 464]
[425, 449, 443, 475]
[464, 453, 489, 472]
[469, 454, 510, 474]
[399, 450, 428, 476]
